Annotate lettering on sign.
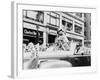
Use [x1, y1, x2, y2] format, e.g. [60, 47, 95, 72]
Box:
[24, 29, 37, 35]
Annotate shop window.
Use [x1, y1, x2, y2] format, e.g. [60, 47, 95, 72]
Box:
[48, 34, 56, 44]
[23, 28, 43, 45]
[74, 25, 82, 34]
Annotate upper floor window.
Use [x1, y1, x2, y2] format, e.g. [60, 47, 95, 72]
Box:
[67, 22, 73, 31]
[62, 20, 73, 31]
[23, 10, 44, 23]
[75, 13, 82, 18]
[47, 12, 60, 27]
[74, 25, 82, 34]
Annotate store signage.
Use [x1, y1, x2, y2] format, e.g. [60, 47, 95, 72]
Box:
[23, 28, 43, 38]
[24, 28, 37, 36]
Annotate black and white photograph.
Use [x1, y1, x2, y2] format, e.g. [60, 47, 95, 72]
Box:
[22, 10, 91, 69]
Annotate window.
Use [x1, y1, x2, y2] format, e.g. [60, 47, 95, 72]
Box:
[62, 20, 73, 31]
[36, 11, 44, 23]
[27, 11, 37, 19]
[51, 17, 56, 25]
[74, 25, 82, 34]
[25, 10, 44, 23]
[23, 28, 43, 45]
[47, 12, 60, 27]
[62, 20, 66, 26]
[48, 34, 56, 44]
[75, 13, 82, 18]
[66, 22, 73, 31]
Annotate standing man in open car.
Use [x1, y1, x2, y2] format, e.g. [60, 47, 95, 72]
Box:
[55, 29, 70, 51]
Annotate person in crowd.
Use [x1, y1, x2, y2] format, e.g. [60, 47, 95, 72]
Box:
[23, 42, 39, 69]
[39, 44, 47, 51]
[23, 43, 27, 53]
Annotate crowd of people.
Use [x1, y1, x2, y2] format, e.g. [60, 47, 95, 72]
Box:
[23, 42, 39, 69]
[23, 29, 91, 59]
[23, 29, 90, 69]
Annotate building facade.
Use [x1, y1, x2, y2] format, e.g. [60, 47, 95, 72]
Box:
[23, 10, 85, 47]
[84, 13, 91, 48]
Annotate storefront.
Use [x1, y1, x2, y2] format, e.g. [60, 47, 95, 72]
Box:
[23, 28, 43, 45]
